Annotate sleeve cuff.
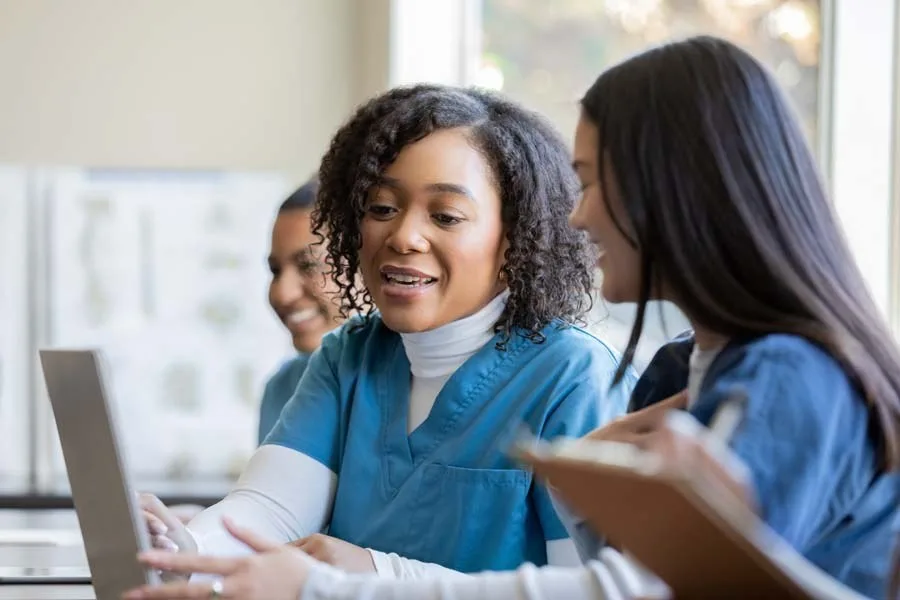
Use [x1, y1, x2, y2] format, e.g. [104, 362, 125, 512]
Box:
[368, 548, 397, 578]
[301, 560, 350, 600]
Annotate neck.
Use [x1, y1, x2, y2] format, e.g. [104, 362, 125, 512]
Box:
[690, 322, 729, 352]
[400, 290, 510, 378]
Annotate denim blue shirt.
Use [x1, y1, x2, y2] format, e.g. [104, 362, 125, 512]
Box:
[632, 333, 900, 599]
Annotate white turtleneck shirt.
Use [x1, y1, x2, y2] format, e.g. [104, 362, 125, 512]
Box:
[402, 290, 508, 433]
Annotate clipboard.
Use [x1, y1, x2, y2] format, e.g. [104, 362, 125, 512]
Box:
[517, 438, 866, 600]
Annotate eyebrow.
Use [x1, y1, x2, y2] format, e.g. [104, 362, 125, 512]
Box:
[267, 246, 317, 265]
[379, 176, 477, 203]
[292, 248, 317, 261]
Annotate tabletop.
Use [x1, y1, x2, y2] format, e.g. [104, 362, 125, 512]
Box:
[0, 511, 92, 600]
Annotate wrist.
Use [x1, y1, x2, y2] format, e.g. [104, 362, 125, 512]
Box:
[182, 526, 201, 554]
[367, 549, 394, 578]
[299, 555, 348, 600]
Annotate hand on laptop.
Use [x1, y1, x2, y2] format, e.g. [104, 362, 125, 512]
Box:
[123, 517, 311, 600]
[139, 493, 198, 556]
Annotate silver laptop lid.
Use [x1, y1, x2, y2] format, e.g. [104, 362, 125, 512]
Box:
[39, 349, 160, 599]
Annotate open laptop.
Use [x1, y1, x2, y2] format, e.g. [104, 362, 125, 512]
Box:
[34, 349, 161, 597]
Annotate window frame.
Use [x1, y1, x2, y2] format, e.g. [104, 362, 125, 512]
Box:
[388, 0, 482, 87]
[889, 2, 900, 332]
[826, 0, 898, 317]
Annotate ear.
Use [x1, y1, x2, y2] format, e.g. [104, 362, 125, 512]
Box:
[497, 235, 510, 266]
[496, 235, 511, 287]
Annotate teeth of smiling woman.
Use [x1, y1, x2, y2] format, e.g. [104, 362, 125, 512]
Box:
[385, 274, 435, 285]
[287, 309, 319, 324]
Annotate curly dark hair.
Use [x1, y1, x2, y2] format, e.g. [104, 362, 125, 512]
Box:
[312, 84, 595, 343]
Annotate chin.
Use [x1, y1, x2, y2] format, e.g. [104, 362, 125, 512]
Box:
[292, 333, 322, 354]
[378, 310, 437, 334]
[600, 282, 627, 304]
[601, 283, 643, 305]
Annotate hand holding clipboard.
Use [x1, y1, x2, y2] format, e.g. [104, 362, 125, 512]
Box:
[515, 391, 866, 600]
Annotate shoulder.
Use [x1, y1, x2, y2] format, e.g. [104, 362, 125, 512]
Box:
[718, 333, 843, 368]
[643, 330, 694, 373]
[527, 320, 625, 370]
[522, 322, 633, 431]
[262, 353, 311, 401]
[701, 333, 864, 428]
[712, 334, 854, 395]
[527, 321, 636, 405]
[267, 353, 311, 387]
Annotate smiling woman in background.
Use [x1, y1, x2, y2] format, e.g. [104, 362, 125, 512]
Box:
[169, 178, 343, 526]
[258, 178, 343, 443]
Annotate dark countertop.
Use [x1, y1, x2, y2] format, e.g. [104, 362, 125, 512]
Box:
[0, 477, 231, 510]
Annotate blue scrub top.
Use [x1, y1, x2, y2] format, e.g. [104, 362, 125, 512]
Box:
[257, 354, 310, 445]
[265, 315, 634, 572]
[632, 333, 900, 600]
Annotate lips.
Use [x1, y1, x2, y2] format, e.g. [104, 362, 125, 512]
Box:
[378, 265, 438, 300]
[379, 265, 438, 287]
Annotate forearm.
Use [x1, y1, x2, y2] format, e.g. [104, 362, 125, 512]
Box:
[188, 445, 336, 556]
[367, 537, 580, 580]
[303, 549, 663, 600]
[368, 551, 469, 580]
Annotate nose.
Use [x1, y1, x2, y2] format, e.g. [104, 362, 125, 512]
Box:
[270, 269, 305, 310]
[569, 195, 586, 231]
[386, 213, 429, 254]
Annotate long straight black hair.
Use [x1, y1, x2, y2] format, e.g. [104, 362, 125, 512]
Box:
[581, 35, 900, 470]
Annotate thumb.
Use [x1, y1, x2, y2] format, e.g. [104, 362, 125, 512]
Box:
[221, 517, 279, 553]
[661, 389, 688, 410]
[139, 493, 183, 533]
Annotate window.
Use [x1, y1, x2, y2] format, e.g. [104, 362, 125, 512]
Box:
[479, 0, 821, 147]
[893, 5, 900, 331]
[827, 0, 898, 319]
[477, 0, 822, 366]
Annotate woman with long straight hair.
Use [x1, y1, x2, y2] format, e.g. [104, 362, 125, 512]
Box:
[124, 36, 900, 600]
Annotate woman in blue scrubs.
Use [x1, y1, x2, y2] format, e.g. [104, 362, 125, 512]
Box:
[127, 37, 900, 600]
[139, 84, 633, 578]
[258, 177, 343, 443]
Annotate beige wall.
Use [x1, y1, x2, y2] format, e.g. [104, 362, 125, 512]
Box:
[0, 0, 382, 174]
[353, 0, 392, 104]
